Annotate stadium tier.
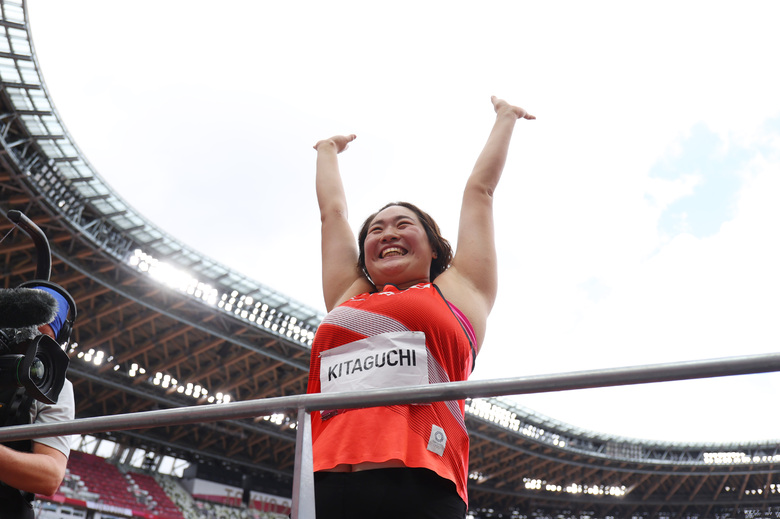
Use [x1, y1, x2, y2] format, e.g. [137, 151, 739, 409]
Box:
[1, 2, 779, 518]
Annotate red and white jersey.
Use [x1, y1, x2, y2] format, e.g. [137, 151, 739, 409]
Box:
[307, 282, 475, 505]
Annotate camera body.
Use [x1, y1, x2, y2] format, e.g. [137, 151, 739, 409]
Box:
[0, 323, 69, 405]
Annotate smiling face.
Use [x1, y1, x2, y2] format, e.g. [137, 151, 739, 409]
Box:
[361, 205, 437, 289]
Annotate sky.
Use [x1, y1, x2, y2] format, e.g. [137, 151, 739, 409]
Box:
[25, 1, 780, 443]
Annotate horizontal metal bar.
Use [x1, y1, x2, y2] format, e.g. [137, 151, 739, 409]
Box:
[2, 352, 780, 442]
[0, 81, 42, 90]
[0, 50, 32, 61]
[16, 110, 52, 116]
[0, 19, 26, 31]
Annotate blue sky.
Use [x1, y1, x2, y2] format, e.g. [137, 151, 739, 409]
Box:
[651, 123, 748, 238]
[25, 0, 780, 443]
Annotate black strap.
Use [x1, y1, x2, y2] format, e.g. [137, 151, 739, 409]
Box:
[0, 388, 36, 516]
[0, 484, 35, 518]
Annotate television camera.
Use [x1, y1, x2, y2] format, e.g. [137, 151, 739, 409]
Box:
[0, 210, 72, 405]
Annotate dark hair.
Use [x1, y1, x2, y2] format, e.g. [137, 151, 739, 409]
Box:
[357, 202, 453, 282]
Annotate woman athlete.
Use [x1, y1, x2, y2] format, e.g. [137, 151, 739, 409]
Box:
[308, 96, 534, 519]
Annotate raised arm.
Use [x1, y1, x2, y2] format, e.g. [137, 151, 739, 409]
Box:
[437, 97, 534, 349]
[314, 135, 373, 311]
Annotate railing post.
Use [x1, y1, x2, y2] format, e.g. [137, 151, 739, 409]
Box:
[291, 406, 315, 519]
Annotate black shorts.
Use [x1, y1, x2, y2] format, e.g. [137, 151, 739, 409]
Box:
[314, 467, 466, 519]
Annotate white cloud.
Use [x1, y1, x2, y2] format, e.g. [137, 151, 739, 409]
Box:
[644, 174, 702, 211]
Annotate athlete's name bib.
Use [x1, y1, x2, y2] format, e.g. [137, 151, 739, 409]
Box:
[319, 331, 429, 393]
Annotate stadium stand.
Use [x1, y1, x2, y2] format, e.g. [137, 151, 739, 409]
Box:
[127, 471, 185, 518]
[2, 1, 780, 517]
[157, 475, 200, 518]
[66, 451, 140, 510]
[38, 448, 289, 519]
[43, 451, 185, 517]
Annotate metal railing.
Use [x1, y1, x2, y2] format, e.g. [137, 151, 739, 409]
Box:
[3, 352, 780, 517]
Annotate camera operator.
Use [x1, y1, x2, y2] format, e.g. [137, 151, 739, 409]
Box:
[0, 285, 75, 518]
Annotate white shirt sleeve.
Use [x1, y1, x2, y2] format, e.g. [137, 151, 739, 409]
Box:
[29, 379, 75, 457]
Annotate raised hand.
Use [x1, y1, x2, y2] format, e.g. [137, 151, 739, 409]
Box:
[491, 96, 535, 120]
[314, 134, 357, 153]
